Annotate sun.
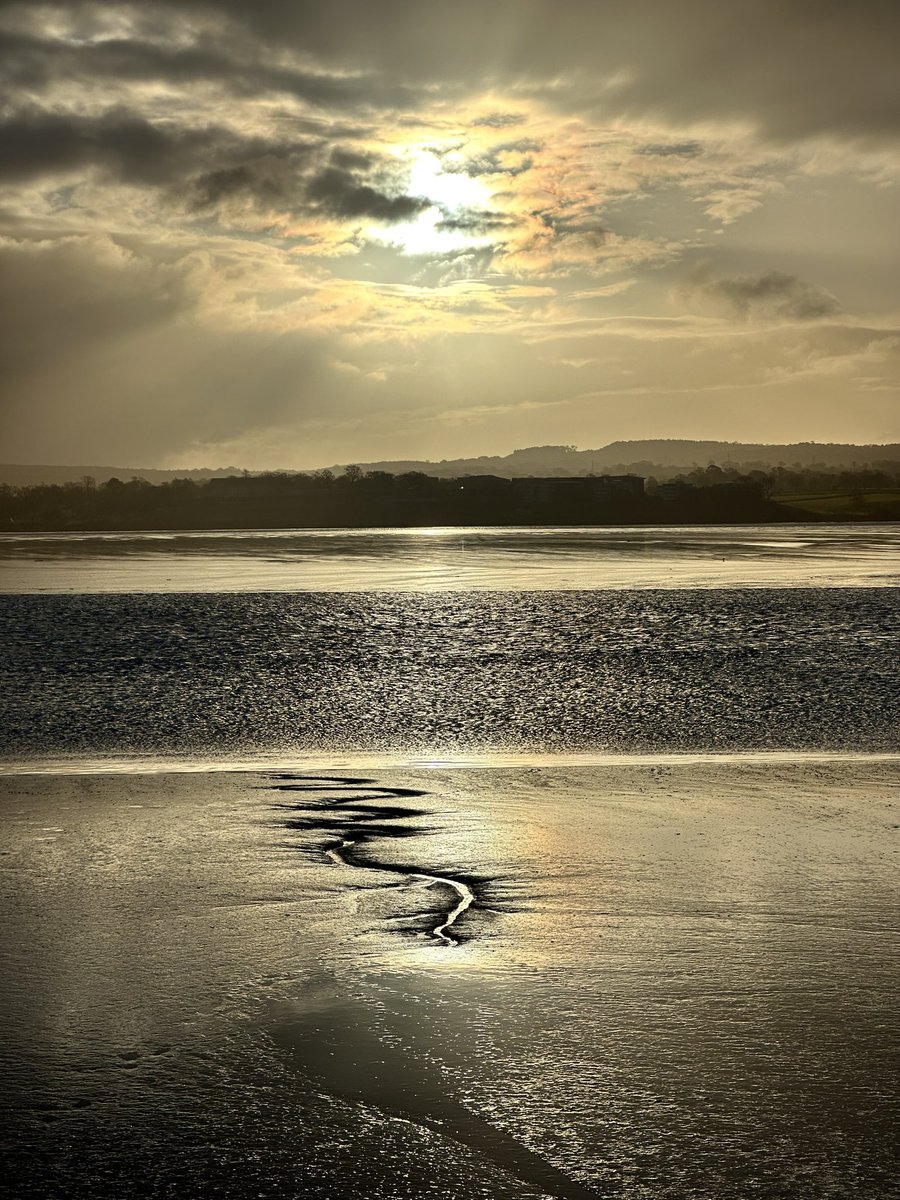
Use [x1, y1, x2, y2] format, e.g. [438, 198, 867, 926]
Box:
[373, 148, 494, 256]
[407, 149, 485, 211]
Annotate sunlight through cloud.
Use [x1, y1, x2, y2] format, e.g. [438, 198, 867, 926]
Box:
[372, 148, 494, 255]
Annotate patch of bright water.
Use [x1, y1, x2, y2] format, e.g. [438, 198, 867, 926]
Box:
[2, 524, 898, 592]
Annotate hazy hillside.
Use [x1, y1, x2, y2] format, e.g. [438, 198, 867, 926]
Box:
[0, 464, 242, 487]
[3, 441, 899, 487]
[593, 440, 900, 470]
[324, 441, 900, 480]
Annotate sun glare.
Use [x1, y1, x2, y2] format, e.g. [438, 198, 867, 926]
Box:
[373, 148, 494, 256]
[408, 150, 484, 210]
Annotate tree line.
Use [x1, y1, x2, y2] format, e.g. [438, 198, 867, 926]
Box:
[649, 462, 900, 496]
[0, 463, 897, 531]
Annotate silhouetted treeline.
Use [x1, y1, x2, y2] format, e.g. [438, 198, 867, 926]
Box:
[1, 465, 897, 531]
[658, 463, 900, 495]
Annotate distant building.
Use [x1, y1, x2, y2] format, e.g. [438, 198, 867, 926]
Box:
[655, 481, 692, 502]
[205, 473, 304, 499]
[593, 474, 645, 498]
[509, 474, 644, 504]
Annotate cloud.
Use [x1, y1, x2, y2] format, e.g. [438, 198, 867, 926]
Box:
[0, 107, 326, 195]
[187, 159, 300, 211]
[0, 234, 194, 382]
[187, 149, 429, 225]
[638, 143, 703, 159]
[683, 266, 841, 321]
[471, 112, 527, 129]
[436, 210, 517, 234]
[7, 1, 899, 148]
[0, 0, 896, 466]
[461, 139, 542, 177]
[0, 108, 223, 185]
[0, 108, 429, 229]
[0, 22, 424, 113]
[305, 164, 429, 222]
[118, 0, 900, 145]
[0, 232, 341, 461]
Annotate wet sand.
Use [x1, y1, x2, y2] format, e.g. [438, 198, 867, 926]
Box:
[1, 760, 898, 1198]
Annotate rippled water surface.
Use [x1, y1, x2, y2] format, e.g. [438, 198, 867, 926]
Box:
[1, 589, 897, 762]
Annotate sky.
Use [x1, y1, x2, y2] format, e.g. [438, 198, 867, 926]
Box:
[0, 0, 898, 469]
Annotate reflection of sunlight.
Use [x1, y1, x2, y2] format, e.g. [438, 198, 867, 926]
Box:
[372, 149, 493, 255]
[411, 757, 482, 769]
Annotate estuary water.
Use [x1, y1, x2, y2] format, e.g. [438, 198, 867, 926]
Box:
[1, 524, 898, 1199]
[2, 523, 897, 766]
[1, 589, 898, 763]
[2, 523, 899, 592]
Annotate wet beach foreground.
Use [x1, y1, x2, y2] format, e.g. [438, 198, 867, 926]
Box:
[1, 759, 897, 1198]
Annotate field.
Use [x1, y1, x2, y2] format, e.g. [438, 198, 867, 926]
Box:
[773, 489, 900, 520]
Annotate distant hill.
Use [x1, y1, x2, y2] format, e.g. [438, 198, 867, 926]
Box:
[0, 464, 243, 487]
[324, 441, 900, 480]
[2, 441, 899, 488]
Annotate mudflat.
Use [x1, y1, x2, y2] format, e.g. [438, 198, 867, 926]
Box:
[1, 759, 896, 1198]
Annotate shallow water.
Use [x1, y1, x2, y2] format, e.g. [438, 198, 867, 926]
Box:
[2, 524, 899, 592]
[2, 588, 897, 763]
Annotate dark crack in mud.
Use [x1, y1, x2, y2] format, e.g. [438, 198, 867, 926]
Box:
[266, 774, 480, 946]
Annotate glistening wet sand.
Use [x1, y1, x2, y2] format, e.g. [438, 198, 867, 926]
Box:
[1, 760, 897, 1198]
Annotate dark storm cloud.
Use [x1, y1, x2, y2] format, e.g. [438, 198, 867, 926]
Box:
[328, 148, 377, 173]
[0, 25, 423, 111]
[686, 267, 841, 321]
[3, 2, 897, 148]
[305, 165, 429, 222]
[189, 153, 430, 223]
[0, 107, 426, 223]
[109, 0, 900, 144]
[187, 160, 298, 211]
[0, 108, 314, 187]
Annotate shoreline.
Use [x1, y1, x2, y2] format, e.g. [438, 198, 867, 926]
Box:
[3, 747, 900, 777]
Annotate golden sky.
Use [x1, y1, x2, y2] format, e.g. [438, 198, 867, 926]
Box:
[1, 0, 898, 467]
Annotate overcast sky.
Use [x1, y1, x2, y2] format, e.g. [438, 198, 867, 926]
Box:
[1, 0, 898, 467]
